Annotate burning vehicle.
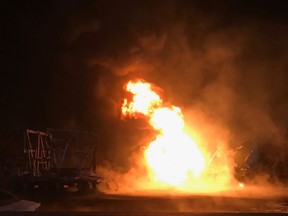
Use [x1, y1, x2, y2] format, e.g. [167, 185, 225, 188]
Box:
[118, 79, 231, 191]
[115, 79, 288, 192]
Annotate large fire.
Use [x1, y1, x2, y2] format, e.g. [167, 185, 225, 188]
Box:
[121, 79, 206, 187]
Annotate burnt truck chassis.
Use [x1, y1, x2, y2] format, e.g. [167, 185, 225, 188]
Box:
[11, 129, 102, 195]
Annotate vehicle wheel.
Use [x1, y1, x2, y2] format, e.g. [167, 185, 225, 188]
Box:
[77, 180, 92, 195]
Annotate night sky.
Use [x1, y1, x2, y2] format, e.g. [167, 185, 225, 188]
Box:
[2, 0, 288, 166]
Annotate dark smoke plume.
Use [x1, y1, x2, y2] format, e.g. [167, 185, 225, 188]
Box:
[44, 0, 288, 186]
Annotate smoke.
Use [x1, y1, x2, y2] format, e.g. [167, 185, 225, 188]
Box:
[46, 0, 288, 193]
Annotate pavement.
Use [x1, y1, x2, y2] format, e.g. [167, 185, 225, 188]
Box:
[37, 191, 288, 213]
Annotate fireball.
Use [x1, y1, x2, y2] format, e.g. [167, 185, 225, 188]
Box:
[121, 79, 205, 187]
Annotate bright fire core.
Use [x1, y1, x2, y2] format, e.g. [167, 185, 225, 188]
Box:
[121, 80, 205, 187]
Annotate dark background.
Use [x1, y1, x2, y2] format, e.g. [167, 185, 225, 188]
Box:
[1, 0, 288, 168]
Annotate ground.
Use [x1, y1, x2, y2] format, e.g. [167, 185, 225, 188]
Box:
[36, 190, 288, 213]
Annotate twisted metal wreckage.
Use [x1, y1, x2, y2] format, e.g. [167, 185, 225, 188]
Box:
[0, 128, 286, 195]
[6, 129, 102, 195]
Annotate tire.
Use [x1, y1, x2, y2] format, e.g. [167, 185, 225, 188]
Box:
[77, 180, 92, 195]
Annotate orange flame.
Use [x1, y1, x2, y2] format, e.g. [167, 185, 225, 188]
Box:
[122, 79, 205, 187]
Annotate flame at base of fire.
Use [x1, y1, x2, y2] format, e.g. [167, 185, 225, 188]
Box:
[97, 159, 237, 195]
[145, 134, 205, 186]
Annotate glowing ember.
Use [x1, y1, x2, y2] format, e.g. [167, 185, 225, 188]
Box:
[239, 183, 245, 188]
[121, 79, 205, 187]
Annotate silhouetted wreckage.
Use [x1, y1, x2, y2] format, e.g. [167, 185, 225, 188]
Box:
[234, 139, 288, 184]
[0, 129, 102, 195]
[1, 129, 287, 194]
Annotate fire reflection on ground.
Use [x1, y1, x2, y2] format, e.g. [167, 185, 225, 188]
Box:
[38, 186, 288, 213]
